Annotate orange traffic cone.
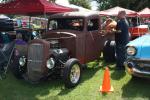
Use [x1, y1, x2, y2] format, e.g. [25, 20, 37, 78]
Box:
[99, 67, 114, 93]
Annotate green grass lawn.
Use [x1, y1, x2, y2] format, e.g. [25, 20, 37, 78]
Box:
[0, 60, 150, 100]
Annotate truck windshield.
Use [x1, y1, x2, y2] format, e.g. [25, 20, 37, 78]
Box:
[49, 18, 84, 31]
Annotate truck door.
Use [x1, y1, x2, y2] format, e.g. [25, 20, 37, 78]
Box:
[85, 18, 104, 62]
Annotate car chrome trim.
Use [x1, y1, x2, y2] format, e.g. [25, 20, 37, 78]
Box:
[28, 60, 42, 63]
[124, 61, 150, 77]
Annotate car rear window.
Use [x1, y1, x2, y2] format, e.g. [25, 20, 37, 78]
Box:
[48, 18, 84, 31]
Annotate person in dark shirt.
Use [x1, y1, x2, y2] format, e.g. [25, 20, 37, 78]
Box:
[115, 11, 129, 70]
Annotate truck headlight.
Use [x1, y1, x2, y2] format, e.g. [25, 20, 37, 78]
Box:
[19, 56, 26, 66]
[127, 46, 136, 56]
[46, 58, 55, 69]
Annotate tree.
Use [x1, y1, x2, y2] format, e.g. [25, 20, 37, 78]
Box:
[94, 0, 150, 11]
[69, 0, 91, 9]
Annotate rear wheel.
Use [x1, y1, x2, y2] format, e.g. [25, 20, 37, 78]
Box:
[103, 40, 116, 62]
[63, 58, 82, 88]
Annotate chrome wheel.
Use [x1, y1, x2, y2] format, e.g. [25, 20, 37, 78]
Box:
[70, 64, 80, 84]
[63, 58, 82, 88]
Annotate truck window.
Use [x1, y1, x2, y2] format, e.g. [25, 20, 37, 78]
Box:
[87, 19, 99, 31]
[49, 18, 84, 31]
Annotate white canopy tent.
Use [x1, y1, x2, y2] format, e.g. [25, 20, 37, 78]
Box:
[65, 4, 91, 12]
[55, 0, 91, 12]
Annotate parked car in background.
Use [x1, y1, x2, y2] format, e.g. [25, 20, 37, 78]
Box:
[145, 20, 150, 29]
[0, 19, 14, 32]
[0, 19, 15, 77]
[11, 11, 115, 88]
[0, 18, 40, 78]
[124, 34, 150, 78]
[129, 25, 149, 39]
[128, 17, 149, 39]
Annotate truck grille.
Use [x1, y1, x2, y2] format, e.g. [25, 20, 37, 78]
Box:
[27, 43, 44, 81]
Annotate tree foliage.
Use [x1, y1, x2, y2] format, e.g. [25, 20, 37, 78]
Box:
[69, 0, 91, 9]
[95, 0, 150, 11]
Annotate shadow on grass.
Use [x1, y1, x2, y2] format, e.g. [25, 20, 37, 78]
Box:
[111, 70, 126, 80]
[0, 58, 114, 100]
[58, 58, 116, 96]
[122, 77, 150, 99]
[0, 72, 64, 100]
[0, 59, 103, 100]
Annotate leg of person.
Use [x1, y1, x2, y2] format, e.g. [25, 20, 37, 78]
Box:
[115, 44, 126, 70]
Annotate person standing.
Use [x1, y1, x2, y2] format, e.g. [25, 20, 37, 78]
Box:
[115, 11, 129, 70]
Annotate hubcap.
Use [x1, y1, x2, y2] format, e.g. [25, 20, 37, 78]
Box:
[70, 64, 80, 84]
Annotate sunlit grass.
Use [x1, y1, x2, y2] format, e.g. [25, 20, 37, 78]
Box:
[0, 60, 149, 100]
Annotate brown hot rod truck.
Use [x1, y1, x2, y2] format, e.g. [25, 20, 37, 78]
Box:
[11, 12, 115, 88]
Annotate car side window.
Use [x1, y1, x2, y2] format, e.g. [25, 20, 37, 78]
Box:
[87, 19, 99, 31]
[49, 20, 58, 30]
[49, 18, 84, 31]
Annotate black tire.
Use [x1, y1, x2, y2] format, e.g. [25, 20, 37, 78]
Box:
[10, 55, 27, 79]
[103, 40, 116, 62]
[63, 58, 82, 88]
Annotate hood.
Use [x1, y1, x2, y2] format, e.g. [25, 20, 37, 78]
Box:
[43, 31, 77, 39]
[139, 34, 150, 59]
[127, 34, 150, 47]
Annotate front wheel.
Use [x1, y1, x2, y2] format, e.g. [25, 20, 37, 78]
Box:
[63, 58, 82, 88]
[10, 55, 27, 79]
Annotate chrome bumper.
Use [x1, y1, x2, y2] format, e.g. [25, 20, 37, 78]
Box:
[124, 61, 150, 78]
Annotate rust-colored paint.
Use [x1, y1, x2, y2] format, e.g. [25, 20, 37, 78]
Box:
[44, 12, 108, 64]
[28, 39, 50, 76]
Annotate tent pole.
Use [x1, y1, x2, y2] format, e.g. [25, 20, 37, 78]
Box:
[29, 16, 31, 29]
[29, 16, 32, 40]
[137, 16, 140, 37]
[44, 12, 47, 32]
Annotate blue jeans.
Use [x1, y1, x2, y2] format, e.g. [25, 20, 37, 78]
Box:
[115, 44, 126, 68]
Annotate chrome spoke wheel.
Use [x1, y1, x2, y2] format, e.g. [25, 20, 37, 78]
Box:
[70, 64, 80, 84]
